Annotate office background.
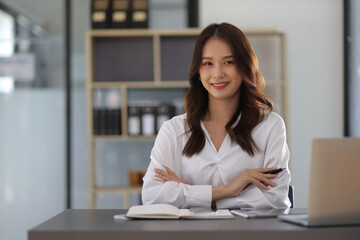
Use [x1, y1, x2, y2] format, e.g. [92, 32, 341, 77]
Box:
[0, 0, 359, 240]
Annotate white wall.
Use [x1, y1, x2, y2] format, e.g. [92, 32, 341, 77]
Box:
[200, 0, 343, 207]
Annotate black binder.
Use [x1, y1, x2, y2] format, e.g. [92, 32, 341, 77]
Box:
[111, 0, 131, 28]
[106, 108, 122, 135]
[106, 109, 114, 135]
[130, 0, 149, 28]
[93, 108, 101, 135]
[91, 0, 111, 29]
[114, 108, 122, 135]
[99, 108, 107, 135]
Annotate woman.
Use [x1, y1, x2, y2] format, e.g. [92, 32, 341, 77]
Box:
[142, 23, 291, 209]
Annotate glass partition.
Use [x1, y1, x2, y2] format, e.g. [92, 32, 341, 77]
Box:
[0, 2, 66, 240]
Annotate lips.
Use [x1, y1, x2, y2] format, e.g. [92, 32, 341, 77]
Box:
[211, 82, 229, 90]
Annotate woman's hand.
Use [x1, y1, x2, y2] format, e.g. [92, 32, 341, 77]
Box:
[154, 166, 187, 184]
[213, 168, 279, 201]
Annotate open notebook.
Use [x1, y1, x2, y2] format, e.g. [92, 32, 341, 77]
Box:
[278, 138, 360, 227]
[115, 204, 234, 220]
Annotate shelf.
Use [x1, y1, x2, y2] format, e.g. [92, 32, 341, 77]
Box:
[87, 28, 284, 37]
[95, 186, 142, 194]
[86, 29, 196, 209]
[93, 135, 156, 141]
[91, 81, 189, 89]
[88, 28, 201, 37]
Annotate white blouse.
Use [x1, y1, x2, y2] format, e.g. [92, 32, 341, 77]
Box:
[141, 112, 291, 209]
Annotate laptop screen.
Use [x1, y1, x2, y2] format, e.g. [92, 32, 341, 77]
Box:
[307, 138, 360, 226]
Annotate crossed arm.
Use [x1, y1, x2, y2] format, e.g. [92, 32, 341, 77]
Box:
[155, 166, 279, 202]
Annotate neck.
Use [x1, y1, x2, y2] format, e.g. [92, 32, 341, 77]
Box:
[205, 96, 239, 123]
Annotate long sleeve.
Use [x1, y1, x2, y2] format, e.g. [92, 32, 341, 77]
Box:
[216, 116, 291, 209]
[141, 119, 212, 208]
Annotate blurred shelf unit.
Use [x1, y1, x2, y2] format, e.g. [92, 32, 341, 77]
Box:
[86, 28, 288, 209]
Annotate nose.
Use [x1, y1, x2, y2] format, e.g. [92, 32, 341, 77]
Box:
[213, 65, 224, 80]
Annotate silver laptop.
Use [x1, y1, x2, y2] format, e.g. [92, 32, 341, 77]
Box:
[278, 138, 360, 227]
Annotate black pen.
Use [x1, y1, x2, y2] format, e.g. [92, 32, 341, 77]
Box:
[264, 168, 285, 174]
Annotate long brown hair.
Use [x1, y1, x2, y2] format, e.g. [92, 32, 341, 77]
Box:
[183, 23, 273, 157]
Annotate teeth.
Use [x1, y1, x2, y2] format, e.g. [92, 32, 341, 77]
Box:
[213, 82, 228, 86]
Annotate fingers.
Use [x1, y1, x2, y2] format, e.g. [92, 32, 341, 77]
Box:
[154, 171, 171, 182]
[248, 174, 277, 190]
[154, 168, 167, 176]
[163, 165, 175, 175]
[154, 168, 169, 180]
[155, 174, 170, 182]
[251, 178, 270, 190]
[256, 170, 279, 187]
[154, 167, 186, 184]
[261, 177, 278, 188]
[255, 167, 282, 180]
[240, 168, 279, 190]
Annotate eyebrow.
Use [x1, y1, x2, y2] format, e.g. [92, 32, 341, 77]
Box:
[201, 55, 234, 60]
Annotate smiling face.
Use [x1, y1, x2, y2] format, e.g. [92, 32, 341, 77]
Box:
[199, 37, 243, 103]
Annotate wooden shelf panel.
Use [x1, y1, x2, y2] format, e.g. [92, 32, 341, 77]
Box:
[95, 186, 142, 194]
[87, 28, 284, 38]
[88, 29, 201, 37]
[91, 81, 189, 89]
[93, 135, 156, 141]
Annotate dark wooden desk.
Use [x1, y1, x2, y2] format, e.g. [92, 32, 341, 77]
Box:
[28, 209, 360, 240]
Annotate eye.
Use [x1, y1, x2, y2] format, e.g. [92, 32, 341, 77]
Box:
[224, 60, 234, 65]
[202, 61, 212, 66]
